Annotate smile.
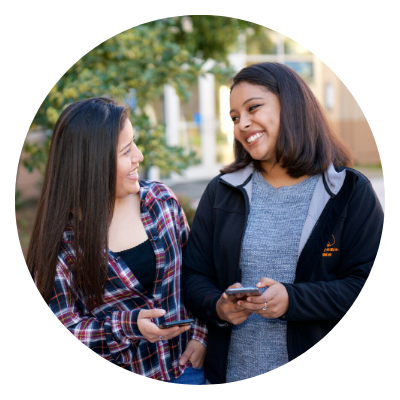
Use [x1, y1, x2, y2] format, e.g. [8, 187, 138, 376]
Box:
[127, 167, 139, 178]
[246, 131, 264, 143]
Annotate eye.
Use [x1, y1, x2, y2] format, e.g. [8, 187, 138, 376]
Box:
[123, 138, 137, 155]
[249, 104, 261, 112]
[231, 116, 238, 122]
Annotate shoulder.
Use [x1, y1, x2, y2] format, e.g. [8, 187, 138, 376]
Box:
[338, 166, 370, 187]
[338, 167, 383, 214]
[139, 180, 180, 207]
[207, 174, 223, 192]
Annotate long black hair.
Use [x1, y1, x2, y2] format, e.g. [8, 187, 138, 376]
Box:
[221, 62, 352, 177]
[27, 97, 129, 310]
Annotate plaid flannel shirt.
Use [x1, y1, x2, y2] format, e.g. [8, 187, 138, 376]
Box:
[49, 180, 207, 381]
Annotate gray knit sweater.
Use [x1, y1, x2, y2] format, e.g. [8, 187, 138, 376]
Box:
[226, 171, 319, 382]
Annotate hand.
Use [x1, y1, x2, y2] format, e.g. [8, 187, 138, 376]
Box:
[215, 283, 252, 325]
[178, 339, 206, 367]
[237, 278, 289, 319]
[137, 309, 190, 343]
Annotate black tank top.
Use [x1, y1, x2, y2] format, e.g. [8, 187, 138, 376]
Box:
[114, 239, 156, 293]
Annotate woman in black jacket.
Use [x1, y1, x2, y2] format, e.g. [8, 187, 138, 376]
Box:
[182, 62, 384, 384]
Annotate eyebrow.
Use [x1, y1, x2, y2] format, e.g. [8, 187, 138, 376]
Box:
[119, 135, 135, 153]
[119, 142, 131, 153]
[230, 97, 264, 114]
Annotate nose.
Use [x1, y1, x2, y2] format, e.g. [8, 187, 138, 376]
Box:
[132, 144, 144, 163]
[238, 113, 251, 131]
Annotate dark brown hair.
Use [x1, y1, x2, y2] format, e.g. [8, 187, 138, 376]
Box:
[220, 62, 352, 177]
[27, 97, 129, 310]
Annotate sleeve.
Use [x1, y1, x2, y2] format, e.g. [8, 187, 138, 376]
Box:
[50, 261, 147, 364]
[281, 181, 384, 322]
[176, 198, 208, 346]
[182, 179, 228, 328]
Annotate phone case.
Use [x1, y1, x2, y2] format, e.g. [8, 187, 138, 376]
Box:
[225, 287, 261, 296]
[159, 319, 195, 329]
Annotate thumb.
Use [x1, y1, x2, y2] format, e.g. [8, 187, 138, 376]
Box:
[256, 277, 277, 288]
[179, 347, 193, 366]
[138, 308, 166, 320]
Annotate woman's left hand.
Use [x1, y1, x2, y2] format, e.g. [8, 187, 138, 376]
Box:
[178, 339, 206, 368]
[237, 277, 289, 319]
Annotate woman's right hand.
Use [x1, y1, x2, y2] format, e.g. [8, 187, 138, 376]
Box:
[137, 309, 190, 343]
[215, 283, 252, 325]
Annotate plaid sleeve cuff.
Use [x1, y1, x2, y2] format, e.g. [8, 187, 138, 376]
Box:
[117, 309, 146, 340]
[190, 318, 208, 348]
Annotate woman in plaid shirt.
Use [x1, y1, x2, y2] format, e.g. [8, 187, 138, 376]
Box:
[27, 97, 207, 383]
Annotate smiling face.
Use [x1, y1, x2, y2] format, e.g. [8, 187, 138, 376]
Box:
[230, 81, 281, 169]
[115, 118, 144, 199]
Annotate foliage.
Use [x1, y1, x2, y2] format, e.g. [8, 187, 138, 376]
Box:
[24, 16, 265, 178]
[15, 190, 23, 211]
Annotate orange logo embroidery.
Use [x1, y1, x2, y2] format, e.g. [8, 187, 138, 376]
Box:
[322, 235, 339, 257]
[327, 235, 335, 247]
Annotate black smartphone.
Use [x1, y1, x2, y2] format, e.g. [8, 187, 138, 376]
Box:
[225, 287, 262, 297]
[159, 318, 195, 329]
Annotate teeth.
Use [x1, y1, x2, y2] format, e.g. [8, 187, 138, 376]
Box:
[128, 169, 137, 176]
[247, 131, 264, 143]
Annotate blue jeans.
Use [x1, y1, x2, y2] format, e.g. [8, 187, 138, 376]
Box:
[169, 367, 205, 385]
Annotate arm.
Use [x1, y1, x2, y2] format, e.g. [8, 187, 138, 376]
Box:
[182, 179, 251, 327]
[51, 262, 189, 364]
[50, 264, 144, 364]
[284, 181, 383, 321]
[175, 195, 208, 346]
[182, 180, 225, 326]
[241, 181, 384, 321]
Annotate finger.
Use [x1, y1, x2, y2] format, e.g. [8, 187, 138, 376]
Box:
[221, 292, 244, 304]
[160, 325, 190, 340]
[179, 348, 193, 366]
[221, 292, 230, 302]
[230, 309, 253, 318]
[236, 300, 266, 311]
[138, 308, 166, 320]
[246, 293, 270, 303]
[154, 325, 181, 337]
[256, 277, 277, 288]
[227, 282, 243, 289]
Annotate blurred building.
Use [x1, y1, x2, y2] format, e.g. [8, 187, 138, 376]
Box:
[17, 29, 381, 199]
[159, 30, 380, 185]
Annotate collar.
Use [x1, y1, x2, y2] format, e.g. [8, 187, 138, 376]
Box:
[219, 162, 346, 203]
[323, 163, 346, 195]
[139, 180, 178, 208]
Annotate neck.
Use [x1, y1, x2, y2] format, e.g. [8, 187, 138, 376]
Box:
[260, 161, 287, 178]
[260, 161, 308, 188]
[114, 193, 139, 211]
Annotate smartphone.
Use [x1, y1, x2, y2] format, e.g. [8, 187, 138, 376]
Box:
[159, 318, 195, 329]
[225, 287, 262, 297]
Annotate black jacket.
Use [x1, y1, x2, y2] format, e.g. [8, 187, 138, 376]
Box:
[182, 165, 384, 384]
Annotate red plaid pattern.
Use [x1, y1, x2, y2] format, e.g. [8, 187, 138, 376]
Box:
[49, 180, 207, 380]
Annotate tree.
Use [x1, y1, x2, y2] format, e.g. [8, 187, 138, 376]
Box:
[24, 16, 266, 178]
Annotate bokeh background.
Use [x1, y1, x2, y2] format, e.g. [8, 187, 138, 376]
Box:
[15, 16, 384, 256]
